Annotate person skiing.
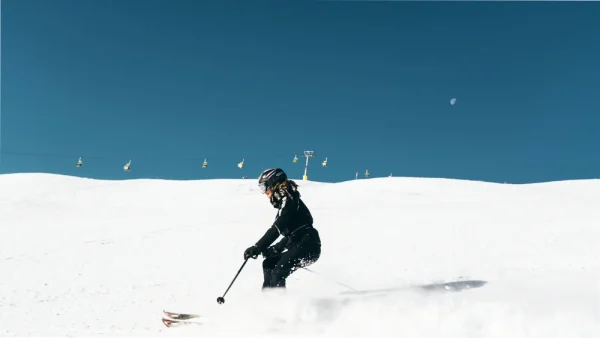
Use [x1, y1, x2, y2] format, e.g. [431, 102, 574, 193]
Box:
[244, 168, 321, 290]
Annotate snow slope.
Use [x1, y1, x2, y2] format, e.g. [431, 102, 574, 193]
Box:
[0, 173, 598, 337]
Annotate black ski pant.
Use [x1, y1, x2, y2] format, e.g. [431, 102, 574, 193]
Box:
[262, 240, 320, 289]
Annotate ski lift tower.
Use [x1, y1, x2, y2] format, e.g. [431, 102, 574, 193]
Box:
[302, 150, 316, 181]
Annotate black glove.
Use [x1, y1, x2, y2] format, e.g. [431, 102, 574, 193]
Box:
[263, 238, 288, 258]
[244, 245, 261, 260]
[262, 246, 281, 258]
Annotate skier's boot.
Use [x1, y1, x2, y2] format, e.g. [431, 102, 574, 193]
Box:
[262, 268, 273, 290]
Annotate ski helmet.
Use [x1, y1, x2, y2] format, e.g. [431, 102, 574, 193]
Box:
[258, 168, 287, 193]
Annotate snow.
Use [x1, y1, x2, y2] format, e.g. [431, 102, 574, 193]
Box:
[1, 173, 599, 337]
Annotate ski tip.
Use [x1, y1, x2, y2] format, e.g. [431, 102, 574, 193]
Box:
[163, 310, 201, 320]
[161, 318, 173, 328]
[161, 317, 202, 328]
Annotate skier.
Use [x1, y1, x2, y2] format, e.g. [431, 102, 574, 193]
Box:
[244, 168, 321, 290]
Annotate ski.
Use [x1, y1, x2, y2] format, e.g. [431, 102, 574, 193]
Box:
[163, 310, 201, 320]
[162, 317, 202, 328]
[161, 310, 203, 328]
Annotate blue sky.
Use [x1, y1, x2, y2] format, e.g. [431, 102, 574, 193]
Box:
[1, 0, 599, 183]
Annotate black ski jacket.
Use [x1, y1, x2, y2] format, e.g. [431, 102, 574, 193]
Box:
[255, 189, 320, 253]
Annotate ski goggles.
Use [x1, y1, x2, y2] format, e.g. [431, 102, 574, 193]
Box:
[259, 181, 282, 193]
[258, 182, 268, 193]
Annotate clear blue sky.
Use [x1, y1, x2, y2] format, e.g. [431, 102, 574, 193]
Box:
[1, 0, 599, 183]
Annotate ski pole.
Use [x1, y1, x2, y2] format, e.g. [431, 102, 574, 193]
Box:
[217, 258, 249, 304]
